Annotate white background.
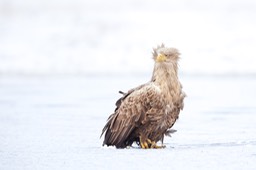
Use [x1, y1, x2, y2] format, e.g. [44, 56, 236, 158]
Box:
[1, 0, 256, 75]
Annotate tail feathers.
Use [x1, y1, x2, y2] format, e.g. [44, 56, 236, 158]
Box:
[103, 130, 126, 148]
[101, 113, 126, 148]
[100, 115, 112, 138]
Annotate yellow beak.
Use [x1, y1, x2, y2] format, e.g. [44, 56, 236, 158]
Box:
[156, 54, 167, 62]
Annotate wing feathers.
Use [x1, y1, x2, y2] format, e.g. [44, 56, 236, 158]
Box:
[101, 83, 162, 148]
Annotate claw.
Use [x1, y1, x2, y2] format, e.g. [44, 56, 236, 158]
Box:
[146, 139, 152, 144]
[139, 136, 165, 149]
[143, 141, 149, 149]
[141, 142, 145, 149]
[139, 136, 150, 149]
[150, 141, 166, 149]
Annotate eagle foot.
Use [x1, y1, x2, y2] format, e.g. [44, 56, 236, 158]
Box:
[139, 137, 164, 149]
[139, 136, 151, 149]
[150, 141, 166, 149]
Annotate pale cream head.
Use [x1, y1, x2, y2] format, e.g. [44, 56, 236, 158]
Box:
[152, 44, 180, 63]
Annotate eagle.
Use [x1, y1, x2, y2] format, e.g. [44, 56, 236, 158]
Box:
[101, 44, 185, 149]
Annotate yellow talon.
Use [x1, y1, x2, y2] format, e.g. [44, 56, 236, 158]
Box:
[150, 141, 166, 149]
[141, 142, 145, 149]
[139, 136, 150, 149]
[146, 139, 152, 144]
[139, 136, 166, 149]
[143, 142, 149, 149]
[139, 136, 145, 149]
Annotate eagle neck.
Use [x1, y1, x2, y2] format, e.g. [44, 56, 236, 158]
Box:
[151, 62, 179, 101]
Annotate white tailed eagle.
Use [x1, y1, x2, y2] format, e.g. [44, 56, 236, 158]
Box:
[101, 44, 185, 149]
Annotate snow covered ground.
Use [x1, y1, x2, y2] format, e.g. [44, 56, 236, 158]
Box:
[1, 0, 256, 169]
[0, 75, 255, 170]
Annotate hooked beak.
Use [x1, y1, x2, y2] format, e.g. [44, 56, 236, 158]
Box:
[156, 54, 167, 62]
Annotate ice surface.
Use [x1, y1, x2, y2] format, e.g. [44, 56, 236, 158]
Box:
[0, 75, 255, 170]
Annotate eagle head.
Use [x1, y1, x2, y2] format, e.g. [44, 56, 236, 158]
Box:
[152, 44, 180, 63]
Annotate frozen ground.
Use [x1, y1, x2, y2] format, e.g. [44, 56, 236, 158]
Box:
[0, 74, 255, 170]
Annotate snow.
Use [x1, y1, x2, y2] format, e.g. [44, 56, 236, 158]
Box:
[0, 0, 256, 75]
[0, 75, 256, 170]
